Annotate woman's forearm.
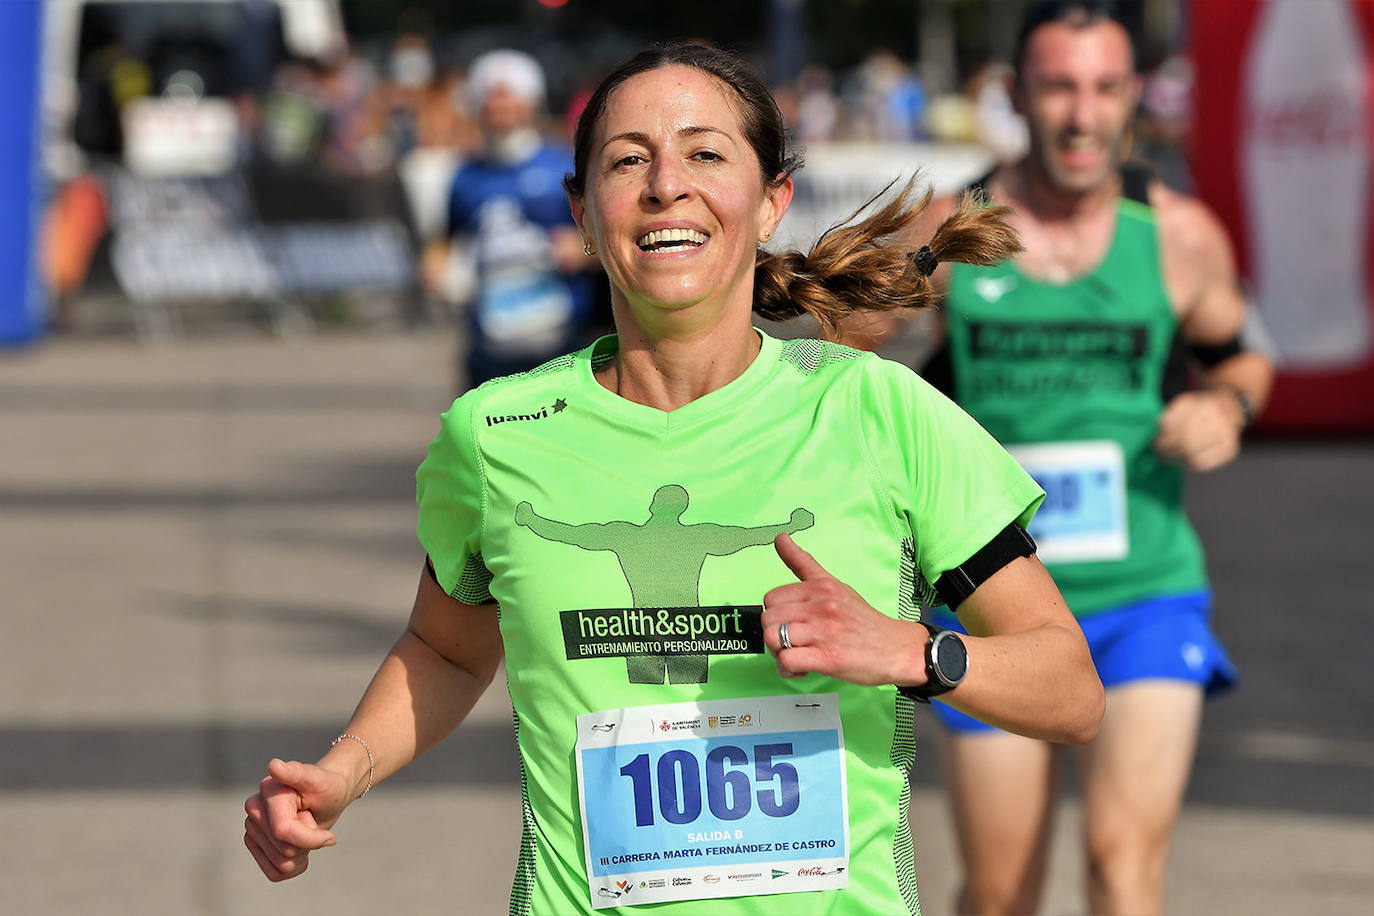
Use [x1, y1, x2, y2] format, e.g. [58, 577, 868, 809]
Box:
[936, 623, 1103, 743]
[319, 628, 499, 798]
[914, 555, 1105, 744]
[316, 573, 505, 800]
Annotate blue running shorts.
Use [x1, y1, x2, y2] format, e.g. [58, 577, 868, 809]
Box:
[927, 590, 1238, 734]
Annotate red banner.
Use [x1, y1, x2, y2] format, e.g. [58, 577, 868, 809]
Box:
[1191, 0, 1374, 433]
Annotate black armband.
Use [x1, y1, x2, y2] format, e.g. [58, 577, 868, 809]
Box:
[1189, 335, 1245, 368]
[935, 524, 1037, 610]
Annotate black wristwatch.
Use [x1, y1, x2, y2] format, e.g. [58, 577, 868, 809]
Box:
[898, 623, 969, 703]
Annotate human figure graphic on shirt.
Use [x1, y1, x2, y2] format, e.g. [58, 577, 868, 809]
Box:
[516, 485, 814, 683]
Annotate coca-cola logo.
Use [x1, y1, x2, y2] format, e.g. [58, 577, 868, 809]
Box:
[1248, 90, 1365, 146]
[796, 867, 825, 877]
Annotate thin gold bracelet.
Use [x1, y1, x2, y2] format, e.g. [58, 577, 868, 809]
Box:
[331, 733, 375, 799]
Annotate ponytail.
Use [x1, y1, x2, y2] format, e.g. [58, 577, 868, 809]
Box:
[753, 176, 1023, 339]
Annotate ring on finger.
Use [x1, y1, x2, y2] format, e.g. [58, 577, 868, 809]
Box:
[779, 621, 793, 650]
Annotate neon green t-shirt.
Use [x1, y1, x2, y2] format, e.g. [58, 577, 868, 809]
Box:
[417, 330, 1043, 915]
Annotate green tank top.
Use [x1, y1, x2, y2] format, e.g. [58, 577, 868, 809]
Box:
[943, 197, 1207, 615]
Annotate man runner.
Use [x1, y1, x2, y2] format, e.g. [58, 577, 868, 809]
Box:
[843, 3, 1273, 914]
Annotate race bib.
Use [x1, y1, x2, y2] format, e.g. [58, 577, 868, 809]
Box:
[575, 694, 849, 909]
[1008, 440, 1129, 563]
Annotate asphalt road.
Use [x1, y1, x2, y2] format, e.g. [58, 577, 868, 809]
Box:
[0, 328, 1369, 915]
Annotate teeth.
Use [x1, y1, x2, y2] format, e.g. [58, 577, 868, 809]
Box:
[637, 228, 708, 248]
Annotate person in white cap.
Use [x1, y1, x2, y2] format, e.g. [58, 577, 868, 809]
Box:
[446, 49, 598, 387]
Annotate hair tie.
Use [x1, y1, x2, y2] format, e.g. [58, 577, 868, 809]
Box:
[910, 246, 939, 277]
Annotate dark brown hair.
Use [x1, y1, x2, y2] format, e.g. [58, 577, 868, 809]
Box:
[1013, 1, 1137, 76]
[567, 42, 1023, 337]
[563, 41, 800, 198]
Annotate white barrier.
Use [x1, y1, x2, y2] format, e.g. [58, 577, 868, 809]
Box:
[773, 141, 995, 251]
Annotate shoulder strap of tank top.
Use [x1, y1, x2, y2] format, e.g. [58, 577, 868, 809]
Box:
[918, 342, 955, 397]
[964, 168, 996, 199]
[1119, 159, 1155, 206]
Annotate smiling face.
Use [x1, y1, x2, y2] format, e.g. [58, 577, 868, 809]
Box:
[1016, 20, 1140, 196]
[570, 65, 792, 330]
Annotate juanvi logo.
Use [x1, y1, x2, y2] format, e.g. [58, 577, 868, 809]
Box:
[485, 397, 567, 426]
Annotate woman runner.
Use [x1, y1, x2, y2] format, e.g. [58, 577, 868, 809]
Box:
[243, 41, 1104, 914]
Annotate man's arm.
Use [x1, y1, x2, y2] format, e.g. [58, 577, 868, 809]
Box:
[1154, 190, 1274, 471]
[436, 168, 480, 308]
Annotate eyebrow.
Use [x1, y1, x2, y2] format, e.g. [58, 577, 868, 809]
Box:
[599, 124, 730, 152]
[1035, 71, 1132, 87]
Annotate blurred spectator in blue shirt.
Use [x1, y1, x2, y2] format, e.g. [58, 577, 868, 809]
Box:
[446, 49, 598, 388]
[858, 50, 928, 141]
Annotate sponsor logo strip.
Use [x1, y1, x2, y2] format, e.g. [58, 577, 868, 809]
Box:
[561, 606, 765, 661]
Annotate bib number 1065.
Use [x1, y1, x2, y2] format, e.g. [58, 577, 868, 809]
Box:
[618, 742, 799, 827]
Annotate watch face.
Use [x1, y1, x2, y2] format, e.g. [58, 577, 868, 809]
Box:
[932, 631, 969, 686]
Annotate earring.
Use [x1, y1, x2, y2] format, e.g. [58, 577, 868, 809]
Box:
[583, 241, 597, 256]
[760, 230, 772, 242]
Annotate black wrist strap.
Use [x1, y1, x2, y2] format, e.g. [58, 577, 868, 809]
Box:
[935, 523, 1037, 610]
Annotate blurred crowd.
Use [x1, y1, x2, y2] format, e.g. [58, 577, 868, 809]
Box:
[225, 33, 1195, 184]
[44, 18, 1197, 336]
